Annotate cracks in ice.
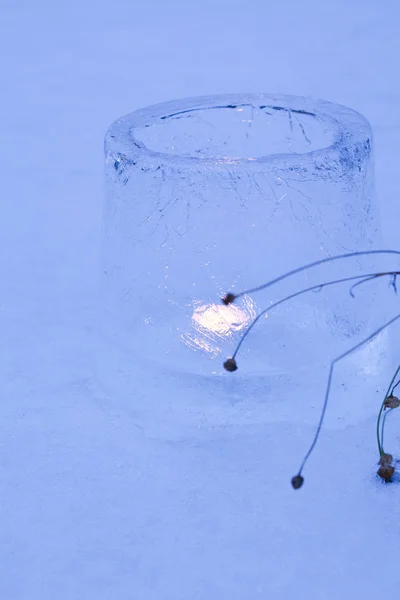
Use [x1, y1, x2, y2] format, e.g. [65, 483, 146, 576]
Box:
[298, 122, 311, 145]
[111, 152, 136, 187]
[285, 178, 355, 255]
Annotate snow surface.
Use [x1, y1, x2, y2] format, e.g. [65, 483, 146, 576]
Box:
[1, 1, 400, 598]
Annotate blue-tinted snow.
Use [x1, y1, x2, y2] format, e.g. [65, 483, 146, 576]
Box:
[1, 1, 400, 598]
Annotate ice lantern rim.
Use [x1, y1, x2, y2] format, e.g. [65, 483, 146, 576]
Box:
[104, 93, 372, 175]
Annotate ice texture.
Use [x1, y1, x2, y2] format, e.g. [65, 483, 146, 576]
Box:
[103, 95, 385, 385]
[3, 2, 400, 599]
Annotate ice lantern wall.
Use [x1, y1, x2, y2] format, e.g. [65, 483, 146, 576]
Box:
[102, 94, 379, 378]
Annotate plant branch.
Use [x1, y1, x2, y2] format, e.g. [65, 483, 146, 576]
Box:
[229, 250, 400, 301]
[377, 364, 400, 455]
[296, 313, 400, 480]
[230, 271, 400, 360]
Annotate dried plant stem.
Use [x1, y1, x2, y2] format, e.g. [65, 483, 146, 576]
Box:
[377, 364, 400, 455]
[232, 249, 400, 301]
[231, 271, 399, 360]
[294, 313, 400, 479]
[391, 378, 400, 396]
[221, 248, 400, 487]
[381, 409, 394, 453]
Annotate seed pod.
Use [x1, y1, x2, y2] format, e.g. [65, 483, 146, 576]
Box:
[384, 395, 400, 410]
[222, 293, 236, 306]
[291, 475, 304, 489]
[379, 453, 393, 466]
[377, 452, 395, 482]
[377, 464, 395, 482]
[223, 358, 238, 372]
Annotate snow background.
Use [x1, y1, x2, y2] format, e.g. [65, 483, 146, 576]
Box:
[1, 0, 400, 598]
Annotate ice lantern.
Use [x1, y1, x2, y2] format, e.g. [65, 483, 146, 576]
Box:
[103, 94, 380, 379]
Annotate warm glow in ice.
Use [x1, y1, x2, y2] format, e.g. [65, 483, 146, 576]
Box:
[181, 297, 257, 357]
[192, 303, 249, 335]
